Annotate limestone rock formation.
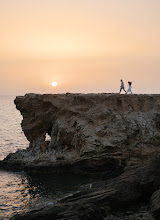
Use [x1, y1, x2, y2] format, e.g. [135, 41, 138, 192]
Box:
[1, 93, 160, 173]
[1, 93, 160, 219]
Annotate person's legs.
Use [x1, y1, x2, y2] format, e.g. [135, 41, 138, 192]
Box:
[120, 86, 126, 93]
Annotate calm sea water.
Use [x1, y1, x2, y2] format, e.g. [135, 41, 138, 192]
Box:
[0, 96, 94, 219]
[0, 96, 28, 161]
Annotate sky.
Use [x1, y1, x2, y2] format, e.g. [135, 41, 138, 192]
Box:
[0, 0, 160, 95]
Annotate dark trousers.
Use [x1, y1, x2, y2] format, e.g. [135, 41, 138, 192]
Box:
[119, 86, 126, 93]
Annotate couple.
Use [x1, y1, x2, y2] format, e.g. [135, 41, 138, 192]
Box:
[119, 79, 132, 94]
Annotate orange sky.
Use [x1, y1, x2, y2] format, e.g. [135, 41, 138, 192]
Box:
[0, 0, 160, 95]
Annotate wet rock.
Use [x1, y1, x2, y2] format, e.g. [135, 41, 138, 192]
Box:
[11, 154, 160, 220]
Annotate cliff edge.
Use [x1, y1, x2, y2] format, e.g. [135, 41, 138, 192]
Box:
[1, 93, 160, 173]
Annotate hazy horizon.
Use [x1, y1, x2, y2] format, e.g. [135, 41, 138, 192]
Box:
[0, 0, 159, 95]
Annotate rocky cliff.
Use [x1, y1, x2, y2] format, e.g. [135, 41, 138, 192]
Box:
[1, 93, 160, 219]
[1, 93, 160, 174]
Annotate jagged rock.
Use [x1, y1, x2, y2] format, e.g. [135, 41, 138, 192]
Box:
[11, 154, 160, 220]
[1, 93, 160, 174]
[151, 189, 160, 219]
[2, 93, 160, 219]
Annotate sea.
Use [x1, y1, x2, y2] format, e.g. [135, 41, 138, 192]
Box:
[0, 96, 94, 219]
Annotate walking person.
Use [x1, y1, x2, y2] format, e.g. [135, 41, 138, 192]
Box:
[126, 81, 132, 94]
[119, 79, 126, 93]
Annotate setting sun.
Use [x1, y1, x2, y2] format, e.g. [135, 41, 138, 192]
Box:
[52, 82, 57, 87]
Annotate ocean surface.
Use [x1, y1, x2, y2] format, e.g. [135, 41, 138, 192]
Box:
[0, 96, 94, 219]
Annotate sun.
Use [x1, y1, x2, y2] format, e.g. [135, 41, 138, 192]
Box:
[52, 82, 57, 87]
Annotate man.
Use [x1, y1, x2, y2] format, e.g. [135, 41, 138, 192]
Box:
[119, 79, 126, 93]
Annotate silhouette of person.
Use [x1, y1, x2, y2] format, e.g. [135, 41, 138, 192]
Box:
[126, 81, 132, 94]
[119, 79, 126, 93]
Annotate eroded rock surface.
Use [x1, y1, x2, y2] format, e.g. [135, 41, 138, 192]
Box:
[1, 93, 160, 174]
[1, 93, 160, 219]
[11, 154, 160, 220]
[151, 189, 160, 218]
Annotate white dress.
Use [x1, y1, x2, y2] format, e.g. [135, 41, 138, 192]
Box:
[127, 85, 132, 93]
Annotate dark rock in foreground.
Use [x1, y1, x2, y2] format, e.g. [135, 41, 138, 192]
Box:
[151, 189, 160, 219]
[11, 154, 160, 219]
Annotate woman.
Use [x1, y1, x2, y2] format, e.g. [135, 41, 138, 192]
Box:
[126, 81, 132, 94]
